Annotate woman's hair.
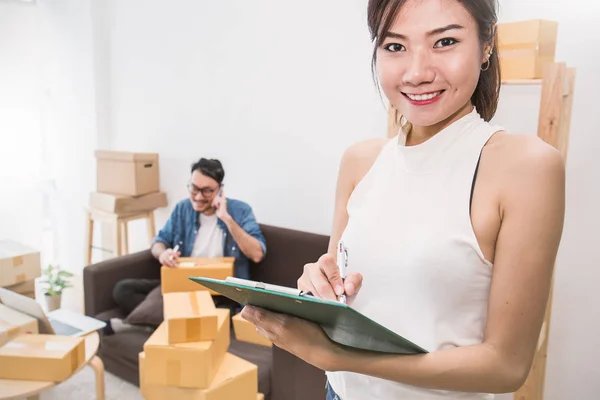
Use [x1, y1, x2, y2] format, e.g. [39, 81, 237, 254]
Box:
[191, 158, 225, 184]
[367, 0, 501, 122]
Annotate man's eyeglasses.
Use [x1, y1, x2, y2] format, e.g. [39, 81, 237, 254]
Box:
[187, 183, 220, 197]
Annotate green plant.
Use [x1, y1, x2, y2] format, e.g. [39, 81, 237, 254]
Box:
[40, 264, 73, 296]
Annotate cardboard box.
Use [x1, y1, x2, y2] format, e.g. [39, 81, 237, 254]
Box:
[4, 278, 36, 299]
[0, 304, 39, 346]
[89, 191, 167, 214]
[163, 291, 218, 343]
[232, 312, 272, 348]
[95, 150, 160, 196]
[161, 257, 234, 295]
[0, 334, 85, 381]
[143, 308, 230, 389]
[498, 19, 558, 80]
[0, 240, 41, 288]
[140, 351, 258, 400]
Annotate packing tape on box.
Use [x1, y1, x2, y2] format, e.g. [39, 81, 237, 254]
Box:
[14, 274, 26, 283]
[12, 256, 24, 267]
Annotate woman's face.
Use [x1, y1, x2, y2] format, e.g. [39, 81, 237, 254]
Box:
[377, 0, 489, 132]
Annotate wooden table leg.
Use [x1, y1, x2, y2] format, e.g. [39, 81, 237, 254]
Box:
[89, 355, 105, 400]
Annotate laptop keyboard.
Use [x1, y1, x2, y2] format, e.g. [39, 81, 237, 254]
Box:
[49, 319, 84, 336]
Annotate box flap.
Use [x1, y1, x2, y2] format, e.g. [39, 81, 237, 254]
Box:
[95, 150, 158, 162]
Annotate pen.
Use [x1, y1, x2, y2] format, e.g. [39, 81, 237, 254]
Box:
[337, 240, 347, 304]
[171, 243, 180, 261]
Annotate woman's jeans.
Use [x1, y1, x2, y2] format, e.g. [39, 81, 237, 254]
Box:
[326, 380, 341, 400]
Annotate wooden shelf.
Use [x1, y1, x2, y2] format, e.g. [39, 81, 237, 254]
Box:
[502, 78, 542, 85]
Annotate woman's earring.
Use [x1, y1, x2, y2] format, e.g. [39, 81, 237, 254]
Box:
[481, 51, 492, 71]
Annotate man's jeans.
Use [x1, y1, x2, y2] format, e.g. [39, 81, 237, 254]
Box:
[326, 381, 341, 400]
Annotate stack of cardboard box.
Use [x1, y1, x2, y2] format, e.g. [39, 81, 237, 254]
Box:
[0, 240, 41, 299]
[139, 258, 264, 399]
[90, 150, 168, 215]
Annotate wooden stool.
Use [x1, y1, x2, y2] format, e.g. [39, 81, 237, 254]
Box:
[85, 208, 156, 265]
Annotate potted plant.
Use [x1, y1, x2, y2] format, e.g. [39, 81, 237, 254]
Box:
[40, 264, 73, 311]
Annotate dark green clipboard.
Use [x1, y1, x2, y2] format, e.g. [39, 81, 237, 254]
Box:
[189, 276, 428, 355]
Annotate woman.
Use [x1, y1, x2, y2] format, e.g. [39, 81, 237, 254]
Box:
[242, 0, 565, 398]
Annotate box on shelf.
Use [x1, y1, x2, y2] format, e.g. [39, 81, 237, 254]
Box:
[95, 150, 160, 196]
[161, 257, 234, 295]
[0, 334, 85, 381]
[0, 240, 41, 288]
[140, 351, 258, 400]
[143, 308, 230, 389]
[4, 279, 36, 299]
[0, 304, 39, 347]
[232, 312, 272, 348]
[497, 19, 558, 80]
[89, 191, 167, 214]
[163, 291, 218, 344]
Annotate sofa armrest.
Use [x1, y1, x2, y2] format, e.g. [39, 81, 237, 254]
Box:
[83, 250, 160, 317]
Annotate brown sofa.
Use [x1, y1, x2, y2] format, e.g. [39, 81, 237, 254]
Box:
[83, 224, 329, 400]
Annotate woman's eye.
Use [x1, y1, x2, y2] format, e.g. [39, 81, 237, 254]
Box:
[434, 38, 458, 48]
[384, 43, 405, 52]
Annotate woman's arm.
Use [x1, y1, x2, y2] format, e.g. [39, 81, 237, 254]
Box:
[327, 137, 566, 393]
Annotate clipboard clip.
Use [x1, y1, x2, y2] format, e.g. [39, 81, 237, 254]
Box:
[226, 276, 307, 297]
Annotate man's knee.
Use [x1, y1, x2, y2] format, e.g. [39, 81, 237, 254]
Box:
[113, 278, 137, 303]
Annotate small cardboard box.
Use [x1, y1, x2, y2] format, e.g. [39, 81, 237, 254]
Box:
[0, 240, 41, 288]
[0, 334, 85, 381]
[4, 278, 36, 299]
[498, 19, 558, 80]
[95, 150, 160, 196]
[163, 291, 218, 343]
[232, 312, 272, 348]
[140, 351, 258, 400]
[0, 304, 39, 346]
[89, 191, 167, 214]
[143, 308, 230, 389]
[161, 257, 234, 295]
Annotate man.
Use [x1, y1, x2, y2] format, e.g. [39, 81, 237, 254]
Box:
[104, 158, 266, 335]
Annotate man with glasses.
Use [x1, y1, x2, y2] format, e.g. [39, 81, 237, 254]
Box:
[103, 158, 266, 335]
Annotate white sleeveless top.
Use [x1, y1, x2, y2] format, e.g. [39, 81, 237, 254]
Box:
[326, 108, 503, 399]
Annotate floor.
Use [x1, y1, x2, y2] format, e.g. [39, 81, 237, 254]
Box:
[41, 368, 143, 400]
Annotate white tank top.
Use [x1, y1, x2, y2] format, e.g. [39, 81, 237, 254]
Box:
[326, 108, 503, 399]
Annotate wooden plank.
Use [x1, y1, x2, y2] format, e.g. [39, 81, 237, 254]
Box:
[515, 62, 575, 400]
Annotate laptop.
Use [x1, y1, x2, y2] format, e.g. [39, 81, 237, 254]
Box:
[0, 287, 106, 337]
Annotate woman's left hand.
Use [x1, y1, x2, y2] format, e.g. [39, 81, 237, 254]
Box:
[241, 305, 342, 371]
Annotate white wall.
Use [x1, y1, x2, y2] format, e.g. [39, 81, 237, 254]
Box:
[0, 1, 43, 250]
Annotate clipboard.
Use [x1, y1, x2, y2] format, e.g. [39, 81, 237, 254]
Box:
[189, 276, 428, 355]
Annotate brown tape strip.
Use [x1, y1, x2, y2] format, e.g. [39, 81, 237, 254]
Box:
[15, 274, 26, 283]
[12, 256, 24, 267]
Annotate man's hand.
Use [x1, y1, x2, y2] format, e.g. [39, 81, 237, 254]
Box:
[212, 187, 230, 222]
[159, 248, 180, 267]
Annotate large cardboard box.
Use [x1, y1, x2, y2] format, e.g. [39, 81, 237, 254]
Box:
[89, 191, 167, 214]
[232, 312, 272, 348]
[163, 291, 218, 343]
[143, 308, 230, 389]
[498, 19, 558, 80]
[4, 278, 36, 299]
[0, 334, 85, 381]
[0, 240, 41, 288]
[95, 150, 160, 196]
[0, 304, 39, 346]
[161, 257, 234, 295]
[140, 351, 258, 400]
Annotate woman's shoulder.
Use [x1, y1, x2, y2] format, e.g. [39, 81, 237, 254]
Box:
[340, 137, 389, 184]
[484, 131, 565, 191]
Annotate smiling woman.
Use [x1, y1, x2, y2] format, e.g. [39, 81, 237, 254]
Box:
[241, 0, 566, 399]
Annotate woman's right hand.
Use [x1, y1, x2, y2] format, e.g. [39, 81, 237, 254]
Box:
[297, 253, 363, 303]
[159, 248, 181, 267]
